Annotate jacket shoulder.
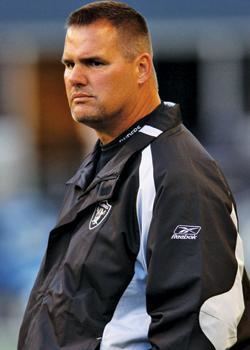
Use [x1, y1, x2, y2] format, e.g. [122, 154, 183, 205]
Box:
[150, 125, 231, 201]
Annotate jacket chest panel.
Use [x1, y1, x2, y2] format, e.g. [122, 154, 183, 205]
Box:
[41, 174, 141, 304]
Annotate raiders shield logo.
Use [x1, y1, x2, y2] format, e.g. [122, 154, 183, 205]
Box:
[89, 200, 112, 230]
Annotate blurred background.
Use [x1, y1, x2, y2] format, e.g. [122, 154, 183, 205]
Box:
[0, 0, 250, 348]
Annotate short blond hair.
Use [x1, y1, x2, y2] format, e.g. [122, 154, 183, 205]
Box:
[66, 1, 153, 60]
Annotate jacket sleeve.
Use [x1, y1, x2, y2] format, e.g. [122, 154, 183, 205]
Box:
[145, 160, 248, 350]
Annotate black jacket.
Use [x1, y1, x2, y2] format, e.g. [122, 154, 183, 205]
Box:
[18, 103, 250, 350]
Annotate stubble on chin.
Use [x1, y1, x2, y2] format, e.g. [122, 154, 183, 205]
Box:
[70, 103, 122, 133]
[70, 108, 107, 130]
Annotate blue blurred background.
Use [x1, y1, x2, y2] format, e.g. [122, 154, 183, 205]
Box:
[0, 1, 250, 348]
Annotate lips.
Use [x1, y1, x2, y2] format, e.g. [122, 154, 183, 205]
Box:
[71, 92, 94, 101]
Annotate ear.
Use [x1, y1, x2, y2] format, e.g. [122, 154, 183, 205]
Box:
[136, 53, 152, 85]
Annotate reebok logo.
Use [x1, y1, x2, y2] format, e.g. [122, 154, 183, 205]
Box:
[171, 225, 201, 240]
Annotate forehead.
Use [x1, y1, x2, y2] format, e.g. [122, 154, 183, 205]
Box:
[63, 21, 121, 57]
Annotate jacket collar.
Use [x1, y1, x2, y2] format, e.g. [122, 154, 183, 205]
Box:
[54, 103, 182, 229]
[67, 102, 182, 191]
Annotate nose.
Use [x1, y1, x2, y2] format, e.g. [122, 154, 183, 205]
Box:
[66, 64, 88, 86]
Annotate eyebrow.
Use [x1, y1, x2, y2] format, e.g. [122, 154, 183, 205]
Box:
[61, 56, 109, 65]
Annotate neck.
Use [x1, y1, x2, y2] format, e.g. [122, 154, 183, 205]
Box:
[97, 92, 161, 145]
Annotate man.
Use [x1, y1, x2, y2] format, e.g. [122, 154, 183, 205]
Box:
[18, 1, 250, 349]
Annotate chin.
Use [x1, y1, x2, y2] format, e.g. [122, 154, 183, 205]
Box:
[71, 111, 103, 127]
[71, 107, 92, 122]
[71, 113, 85, 123]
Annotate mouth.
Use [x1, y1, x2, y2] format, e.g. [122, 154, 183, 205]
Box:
[71, 92, 94, 103]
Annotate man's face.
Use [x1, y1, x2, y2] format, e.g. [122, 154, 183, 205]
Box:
[62, 21, 140, 129]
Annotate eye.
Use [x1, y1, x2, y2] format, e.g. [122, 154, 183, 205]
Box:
[88, 59, 105, 67]
[62, 60, 74, 69]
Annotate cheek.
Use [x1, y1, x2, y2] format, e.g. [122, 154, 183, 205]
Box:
[95, 74, 117, 90]
[92, 65, 136, 103]
[100, 73, 130, 96]
[64, 77, 71, 99]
